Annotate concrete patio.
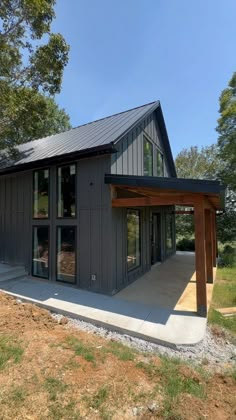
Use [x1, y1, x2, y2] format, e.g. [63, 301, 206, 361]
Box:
[0, 252, 213, 347]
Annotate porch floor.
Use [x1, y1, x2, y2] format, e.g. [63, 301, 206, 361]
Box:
[0, 253, 214, 347]
[115, 252, 215, 312]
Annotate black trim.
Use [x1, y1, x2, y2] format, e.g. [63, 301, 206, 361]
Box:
[0, 144, 117, 176]
[105, 173, 226, 209]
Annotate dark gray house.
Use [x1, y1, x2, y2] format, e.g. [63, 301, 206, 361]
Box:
[0, 101, 224, 314]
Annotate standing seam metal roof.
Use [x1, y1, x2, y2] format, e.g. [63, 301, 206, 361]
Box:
[0, 101, 176, 176]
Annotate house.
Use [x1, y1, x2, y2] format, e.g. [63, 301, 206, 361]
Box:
[0, 101, 225, 316]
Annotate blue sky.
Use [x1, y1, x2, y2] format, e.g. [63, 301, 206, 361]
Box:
[52, 0, 236, 157]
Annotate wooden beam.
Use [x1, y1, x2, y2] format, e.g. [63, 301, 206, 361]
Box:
[205, 209, 213, 283]
[175, 210, 194, 215]
[112, 194, 198, 207]
[212, 211, 217, 266]
[194, 199, 207, 316]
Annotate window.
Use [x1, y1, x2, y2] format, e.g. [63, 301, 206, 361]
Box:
[32, 227, 49, 278]
[33, 169, 49, 218]
[143, 136, 153, 176]
[156, 149, 164, 177]
[127, 210, 141, 271]
[57, 164, 76, 218]
[57, 227, 76, 283]
[166, 214, 173, 251]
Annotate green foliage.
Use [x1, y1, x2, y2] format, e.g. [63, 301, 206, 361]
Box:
[176, 237, 195, 251]
[218, 244, 236, 267]
[104, 340, 136, 361]
[216, 72, 236, 190]
[0, 0, 71, 151]
[0, 335, 24, 369]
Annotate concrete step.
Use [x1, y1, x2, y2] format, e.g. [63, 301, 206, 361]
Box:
[0, 266, 27, 282]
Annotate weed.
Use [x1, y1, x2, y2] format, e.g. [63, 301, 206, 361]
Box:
[44, 377, 68, 401]
[65, 336, 95, 363]
[91, 386, 108, 409]
[8, 386, 27, 404]
[0, 335, 24, 370]
[48, 400, 80, 420]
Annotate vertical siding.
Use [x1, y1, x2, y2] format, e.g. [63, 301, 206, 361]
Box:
[111, 111, 171, 177]
[78, 155, 113, 294]
[0, 171, 31, 267]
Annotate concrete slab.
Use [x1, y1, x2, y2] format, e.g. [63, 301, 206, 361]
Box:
[0, 263, 26, 282]
[0, 267, 207, 347]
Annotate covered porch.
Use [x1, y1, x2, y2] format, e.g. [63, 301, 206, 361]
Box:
[105, 174, 226, 316]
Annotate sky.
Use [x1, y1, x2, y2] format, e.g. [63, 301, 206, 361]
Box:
[52, 0, 236, 157]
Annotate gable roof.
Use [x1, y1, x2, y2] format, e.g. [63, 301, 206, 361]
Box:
[0, 101, 176, 176]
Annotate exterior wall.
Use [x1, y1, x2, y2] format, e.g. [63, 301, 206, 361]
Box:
[110, 205, 176, 294]
[0, 155, 114, 294]
[111, 111, 171, 177]
[0, 171, 31, 267]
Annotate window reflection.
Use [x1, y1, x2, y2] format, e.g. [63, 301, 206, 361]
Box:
[166, 214, 173, 251]
[33, 227, 49, 278]
[127, 210, 141, 271]
[57, 165, 76, 218]
[57, 227, 76, 283]
[33, 169, 49, 218]
[143, 136, 153, 176]
[156, 150, 164, 177]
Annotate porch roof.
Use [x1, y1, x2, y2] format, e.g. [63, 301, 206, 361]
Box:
[105, 174, 226, 210]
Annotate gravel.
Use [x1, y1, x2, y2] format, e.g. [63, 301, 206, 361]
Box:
[51, 313, 236, 369]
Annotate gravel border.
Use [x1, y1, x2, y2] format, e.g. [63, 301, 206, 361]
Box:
[52, 313, 236, 369]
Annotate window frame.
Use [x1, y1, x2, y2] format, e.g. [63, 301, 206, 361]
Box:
[56, 225, 77, 284]
[127, 208, 141, 272]
[143, 135, 153, 176]
[33, 168, 50, 220]
[32, 225, 50, 279]
[56, 163, 77, 219]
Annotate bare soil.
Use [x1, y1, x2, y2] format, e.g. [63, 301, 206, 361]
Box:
[0, 292, 235, 419]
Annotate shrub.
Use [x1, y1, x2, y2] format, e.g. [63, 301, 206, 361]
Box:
[218, 245, 236, 267]
[176, 238, 195, 251]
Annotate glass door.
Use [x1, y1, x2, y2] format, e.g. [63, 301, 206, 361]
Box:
[151, 213, 161, 265]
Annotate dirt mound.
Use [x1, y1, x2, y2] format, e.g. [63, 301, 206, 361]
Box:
[0, 292, 57, 333]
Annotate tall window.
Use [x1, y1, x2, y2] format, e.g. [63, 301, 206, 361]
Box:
[166, 213, 173, 251]
[156, 150, 164, 177]
[143, 136, 153, 176]
[32, 227, 49, 278]
[57, 164, 76, 218]
[127, 210, 141, 271]
[33, 169, 49, 218]
[57, 227, 76, 283]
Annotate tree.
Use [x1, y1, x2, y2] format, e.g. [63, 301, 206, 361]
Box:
[216, 72, 236, 190]
[175, 145, 236, 243]
[0, 0, 71, 151]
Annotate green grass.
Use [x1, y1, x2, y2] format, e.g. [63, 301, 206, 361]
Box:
[0, 335, 24, 370]
[208, 265, 236, 335]
[103, 340, 136, 361]
[44, 377, 68, 401]
[65, 336, 95, 363]
[8, 386, 27, 405]
[48, 400, 80, 420]
[89, 386, 109, 409]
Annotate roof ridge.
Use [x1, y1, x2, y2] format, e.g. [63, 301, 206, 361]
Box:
[70, 100, 159, 131]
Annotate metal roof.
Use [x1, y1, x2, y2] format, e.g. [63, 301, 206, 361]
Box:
[0, 101, 176, 176]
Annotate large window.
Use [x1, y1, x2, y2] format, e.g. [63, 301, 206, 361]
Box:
[166, 213, 173, 251]
[57, 164, 76, 218]
[33, 169, 49, 218]
[127, 210, 141, 271]
[156, 150, 164, 177]
[33, 227, 49, 278]
[57, 227, 76, 283]
[143, 136, 153, 176]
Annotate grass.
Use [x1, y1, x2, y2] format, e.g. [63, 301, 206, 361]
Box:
[48, 400, 81, 420]
[0, 335, 24, 370]
[89, 386, 109, 409]
[44, 377, 68, 401]
[103, 340, 136, 361]
[208, 265, 236, 335]
[65, 336, 96, 363]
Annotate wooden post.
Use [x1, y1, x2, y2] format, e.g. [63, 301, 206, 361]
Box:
[194, 199, 207, 316]
[205, 209, 213, 283]
[212, 211, 217, 267]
